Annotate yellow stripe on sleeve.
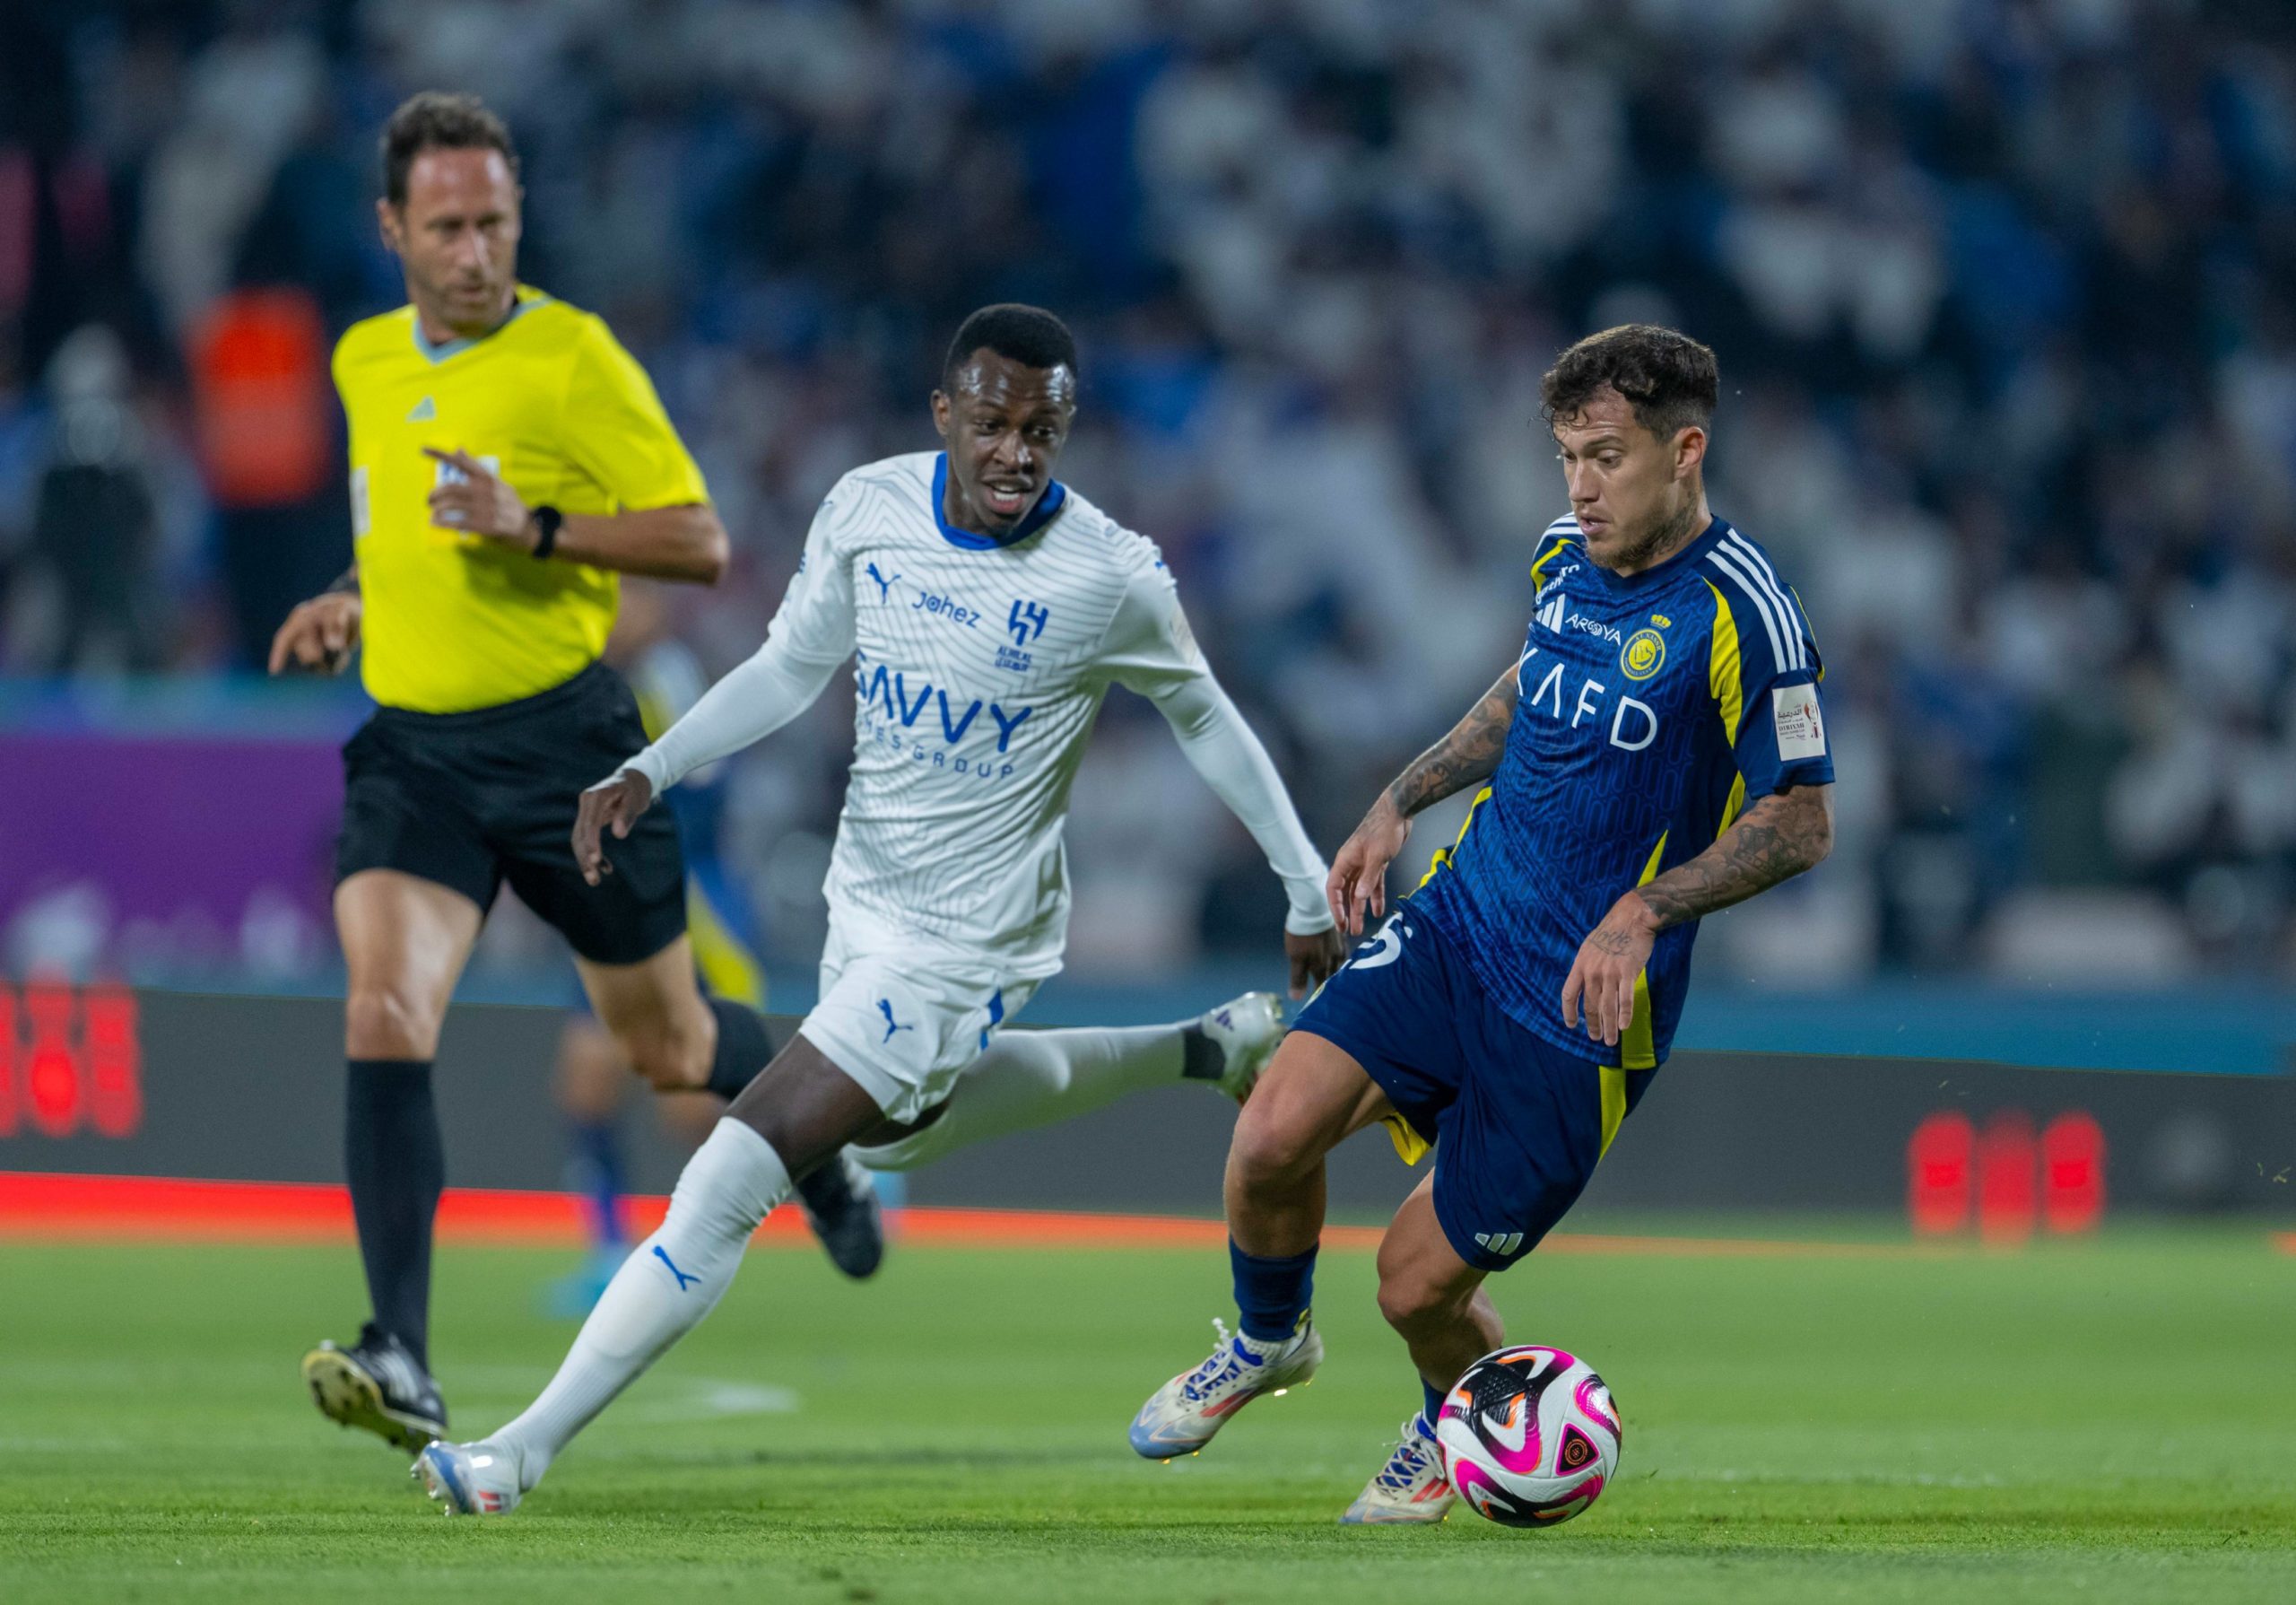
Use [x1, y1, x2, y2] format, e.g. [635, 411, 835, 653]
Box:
[1705, 579, 1744, 747]
[1530, 535, 1573, 590]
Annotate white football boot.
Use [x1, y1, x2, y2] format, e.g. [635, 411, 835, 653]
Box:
[1196, 991, 1285, 1103]
[1339, 1416, 1457, 1524]
[414, 1438, 524, 1515]
[1129, 1314, 1323, 1459]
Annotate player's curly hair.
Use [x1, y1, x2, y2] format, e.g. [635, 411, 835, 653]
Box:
[944, 305, 1078, 389]
[1541, 324, 1718, 442]
[381, 92, 519, 207]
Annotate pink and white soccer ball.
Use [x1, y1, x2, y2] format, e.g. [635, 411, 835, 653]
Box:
[1435, 1346, 1621, 1527]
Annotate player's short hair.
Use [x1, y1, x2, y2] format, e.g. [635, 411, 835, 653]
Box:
[1541, 324, 1719, 442]
[942, 305, 1078, 391]
[381, 92, 519, 207]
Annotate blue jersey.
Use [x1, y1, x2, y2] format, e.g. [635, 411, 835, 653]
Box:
[1411, 513, 1832, 1070]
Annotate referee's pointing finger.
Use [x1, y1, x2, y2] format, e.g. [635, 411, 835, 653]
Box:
[421, 446, 488, 477]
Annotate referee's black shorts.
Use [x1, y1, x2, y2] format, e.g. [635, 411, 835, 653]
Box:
[335, 659, 687, 966]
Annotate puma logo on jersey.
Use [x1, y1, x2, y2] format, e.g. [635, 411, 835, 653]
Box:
[865, 563, 901, 602]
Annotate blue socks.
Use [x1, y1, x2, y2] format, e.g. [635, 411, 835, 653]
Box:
[1421, 1379, 1447, 1434]
[344, 1058, 444, 1370]
[1230, 1239, 1317, 1343]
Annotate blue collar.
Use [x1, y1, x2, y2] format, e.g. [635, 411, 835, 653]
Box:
[931, 454, 1068, 550]
[1574, 514, 1730, 592]
[413, 288, 547, 364]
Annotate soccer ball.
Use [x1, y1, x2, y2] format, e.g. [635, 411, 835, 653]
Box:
[1435, 1346, 1621, 1527]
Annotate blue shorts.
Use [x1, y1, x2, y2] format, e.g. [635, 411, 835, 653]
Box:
[1292, 905, 1655, 1271]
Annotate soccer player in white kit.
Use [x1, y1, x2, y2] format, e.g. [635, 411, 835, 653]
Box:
[413, 305, 1350, 1513]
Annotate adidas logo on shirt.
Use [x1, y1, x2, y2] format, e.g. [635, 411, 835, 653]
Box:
[1536, 593, 1566, 633]
[406, 396, 437, 422]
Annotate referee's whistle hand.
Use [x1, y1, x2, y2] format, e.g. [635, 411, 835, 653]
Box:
[572, 770, 654, 885]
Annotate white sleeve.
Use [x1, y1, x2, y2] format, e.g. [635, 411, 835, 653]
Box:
[617, 490, 857, 796]
[1097, 558, 1334, 934]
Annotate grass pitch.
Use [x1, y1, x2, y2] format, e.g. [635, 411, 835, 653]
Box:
[2, 1221, 2292, 1603]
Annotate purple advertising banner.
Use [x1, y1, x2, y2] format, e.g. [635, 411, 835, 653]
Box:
[3, 733, 344, 976]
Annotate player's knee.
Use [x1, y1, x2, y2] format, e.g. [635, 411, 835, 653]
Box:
[1228, 1099, 1323, 1194]
[1376, 1264, 1468, 1336]
[344, 983, 444, 1060]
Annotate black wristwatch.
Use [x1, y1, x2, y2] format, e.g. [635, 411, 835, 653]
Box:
[528, 503, 563, 560]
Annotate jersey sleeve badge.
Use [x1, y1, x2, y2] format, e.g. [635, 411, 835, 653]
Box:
[1771, 682, 1826, 760]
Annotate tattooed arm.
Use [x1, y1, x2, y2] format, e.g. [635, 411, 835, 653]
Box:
[1561, 784, 1835, 1048]
[1326, 667, 1522, 935]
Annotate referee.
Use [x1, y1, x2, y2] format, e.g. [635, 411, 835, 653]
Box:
[270, 92, 876, 1458]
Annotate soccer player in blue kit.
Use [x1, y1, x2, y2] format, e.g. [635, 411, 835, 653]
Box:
[1131, 325, 1839, 1522]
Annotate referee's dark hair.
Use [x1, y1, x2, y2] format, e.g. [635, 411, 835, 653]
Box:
[943, 305, 1078, 388]
[382, 92, 520, 207]
[1542, 324, 1719, 442]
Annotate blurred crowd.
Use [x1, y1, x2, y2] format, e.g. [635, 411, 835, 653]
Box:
[4, 0, 2293, 984]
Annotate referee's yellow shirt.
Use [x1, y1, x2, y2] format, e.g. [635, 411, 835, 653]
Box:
[335, 286, 709, 713]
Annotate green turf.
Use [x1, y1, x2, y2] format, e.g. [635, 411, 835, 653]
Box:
[2, 1223, 2292, 1603]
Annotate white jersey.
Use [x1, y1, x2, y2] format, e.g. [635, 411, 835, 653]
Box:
[626, 451, 1330, 981]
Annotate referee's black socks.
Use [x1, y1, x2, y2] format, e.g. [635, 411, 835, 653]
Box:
[344, 1059, 445, 1372]
[704, 999, 777, 1102]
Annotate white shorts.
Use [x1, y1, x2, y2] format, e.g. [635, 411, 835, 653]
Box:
[797, 913, 1039, 1125]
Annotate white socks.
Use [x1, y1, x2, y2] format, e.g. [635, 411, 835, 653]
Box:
[491, 1119, 791, 1487]
[852, 1025, 1187, 1173]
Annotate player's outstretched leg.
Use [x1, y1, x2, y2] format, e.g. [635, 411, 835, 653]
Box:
[416, 1039, 880, 1514]
[850, 993, 1286, 1178]
[1129, 1030, 1387, 1459]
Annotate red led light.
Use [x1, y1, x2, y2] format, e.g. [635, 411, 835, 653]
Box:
[2039, 1112, 2106, 1234]
[0, 978, 146, 1140]
[83, 983, 144, 1139]
[23, 978, 81, 1138]
[1907, 1111, 1975, 1236]
[1978, 1109, 2039, 1245]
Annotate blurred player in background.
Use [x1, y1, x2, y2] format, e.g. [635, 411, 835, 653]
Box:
[544, 582, 773, 1318]
[267, 92, 863, 1460]
[411, 303, 1351, 1513]
[1130, 326, 1837, 1522]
